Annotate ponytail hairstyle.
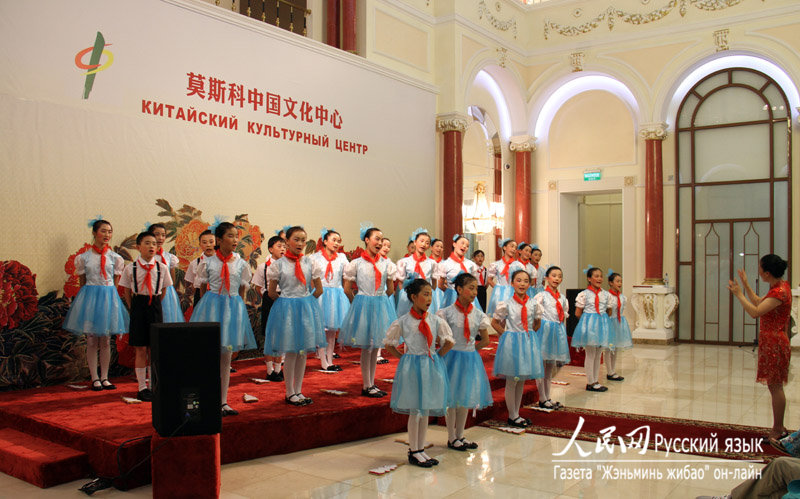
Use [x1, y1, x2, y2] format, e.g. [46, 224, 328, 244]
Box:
[405, 278, 432, 299]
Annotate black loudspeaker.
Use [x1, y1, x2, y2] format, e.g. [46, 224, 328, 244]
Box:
[566, 289, 581, 337]
[151, 322, 221, 437]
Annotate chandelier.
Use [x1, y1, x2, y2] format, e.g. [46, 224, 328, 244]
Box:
[462, 181, 504, 235]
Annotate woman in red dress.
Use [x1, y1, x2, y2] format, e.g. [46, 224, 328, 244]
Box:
[728, 254, 792, 440]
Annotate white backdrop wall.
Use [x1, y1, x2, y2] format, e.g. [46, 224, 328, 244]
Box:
[0, 0, 436, 292]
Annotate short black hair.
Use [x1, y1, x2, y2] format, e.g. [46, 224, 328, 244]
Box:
[136, 231, 155, 245]
[510, 269, 530, 283]
[761, 254, 788, 278]
[267, 235, 283, 249]
[472, 249, 484, 258]
[404, 278, 431, 299]
[546, 266, 562, 277]
[198, 229, 213, 241]
[454, 272, 477, 291]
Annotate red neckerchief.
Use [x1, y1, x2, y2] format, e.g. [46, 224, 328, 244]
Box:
[139, 258, 155, 304]
[454, 300, 473, 342]
[409, 308, 433, 357]
[216, 250, 233, 294]
[546, 286, 564, 322]
[449, 253, 468, 272]
[587, 285, 602, 312]
[92, 244, 109, 280]
[412, 252, 428, 280]
[609, 289, 622, 322]
[500, 256, 514, 279]
[432, 255, 442, 264]
[156, 247, 167, 266]
[284, 251, 306, 286]
[320, 250, 337, 281]
[513, 294, 529, 332]
[478, 267, 486, 286]
[361, 251, 382, 291]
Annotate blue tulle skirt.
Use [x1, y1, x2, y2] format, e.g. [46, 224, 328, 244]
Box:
[537, 320, 570, 363]
[63, 285, 129, 336]
[440, 288, 484, 312]
[493, 331, 543, 380]
[160, 285, 184, 323]
[390, 353, 449, 416]
[487, 285, 514, 316]
[340, 294, 397, 349]
[443, 349, 492, 409]
[571, 312, 611, 349]
[318, 287, 350, 331]
[262, 295, 325, 354]
[608, 316, 633, 351]
[190, 292, 256, 351]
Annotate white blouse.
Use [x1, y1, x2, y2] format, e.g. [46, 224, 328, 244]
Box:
[266, 255, 322, 298]
[344, 256, 397, 296]
[575, 288, 611, 315]
[493, 296, 538, 333]
[75, 249, 124, 286]
[384, 312, 454, 355]
[533, 289, 570, 323]
[436, 303, 491, 351]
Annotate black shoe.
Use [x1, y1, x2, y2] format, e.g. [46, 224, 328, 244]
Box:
[459, 438, 478, 450]
[586, 383, 608, 392]
[277, 371, 285, 381]
[325, 365, 342, 372]
[266, 371, 281, 382]
[285, 394, 304, 406]
[538, 400, 556, 410]
[332, 353, 340, 359]
[606, 374, 624, 381]
[551, 400, 563, 410]
[371, 385, 387, 396]
[230, 367, 237, 373]
[408, 450, 434, 468]
[377, 358, 389, 364]
[427, 455, 439, 466]
[100, 379, 116, 390]
[91, 380, 103, 391]
[507, 417, 529, 428]
[448, 439, 468, 452]
[221, 404, 239, 416]
[137, 388, 153, 402]
[299, 395, 313, 406]
[361, 387, 385, 398]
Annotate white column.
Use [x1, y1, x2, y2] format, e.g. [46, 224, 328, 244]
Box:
[630, 285, 679, 344]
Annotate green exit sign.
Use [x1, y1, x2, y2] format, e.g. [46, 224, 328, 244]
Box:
[584, 170, 602, 181]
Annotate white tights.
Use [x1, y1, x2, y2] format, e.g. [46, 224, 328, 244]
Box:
[86, 335, 111, 381]
[584, 347, 603, 385]
[504, 379, 525, 420]
[360, 348, 379, 389]
[220, 350, 232, 406]
[282, 352, 308, 398]
[535, 361, 559, 402]
[446, 407, 469, 442]
[317, 330, 338, 368]
[407, 412, 430, 456]
[604, 349, 617, 376]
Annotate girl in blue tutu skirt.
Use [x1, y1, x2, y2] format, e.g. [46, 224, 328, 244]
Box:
[606, 271, 632, 382]
[191, 222, 258, 416]
[340, 224, 397, 398]
[263, 226, 325, 406]
[491, 270, 543, 428]
[311, 228, 349, 372]
[572, 267, 613, 393]
[486, 238, 523, 315]
[385, 278, 454, 468]
[533, 266, 570, 410]
[436, 272, 492, 451]
[148, 223, 184, 323]
[63, 217, 129, 391]
[435, 234, 482, 311]
[394, 228, 437, 317]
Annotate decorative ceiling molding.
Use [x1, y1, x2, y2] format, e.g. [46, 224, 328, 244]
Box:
[478, 0, 518, 39]
[543, 0, 748, 40]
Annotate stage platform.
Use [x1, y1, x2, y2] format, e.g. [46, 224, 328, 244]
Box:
[0, 341, 538, 490]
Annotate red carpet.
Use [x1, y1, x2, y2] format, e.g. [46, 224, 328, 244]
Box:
[0, 341, 537, 489]
[484, 406, 781, 462]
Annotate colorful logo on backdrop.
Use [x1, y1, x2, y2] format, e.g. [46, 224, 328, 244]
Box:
[75, 31, 114, 99]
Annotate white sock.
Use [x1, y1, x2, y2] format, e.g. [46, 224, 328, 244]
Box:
[220, 350, 232, 406]
[360, 349, 371, 389]
[135, 367, 147, 391]
[86, 336, 99, 381]
[408, 414, 420, 452]
[584, 347, 597, 385]
[446, 408, 457, 442]
[593, 349, 602, 383]
[98, 337, 111, 381]
[283, 353, 297, 398]
[325, 331, 337, 365]
[505, 380, 518, 419]
[418, 414, 431, 459]
[606, 349, 617, 376]
[536, 378, 547, 403]
[318, 347, 329, 369]
[368, 348, 379, 387]
[455, 407, 468, 440]
[515, 379, 525, 414]
[274, 361, 282, 374]
[265, 360, 274, 374]
[293, 353, 306, 396]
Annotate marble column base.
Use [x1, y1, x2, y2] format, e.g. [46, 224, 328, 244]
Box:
[630, 285, 678, 345]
